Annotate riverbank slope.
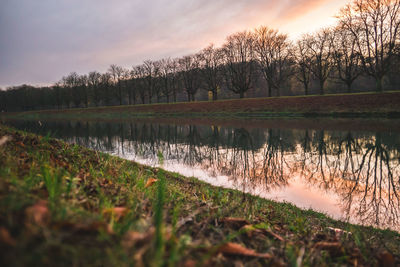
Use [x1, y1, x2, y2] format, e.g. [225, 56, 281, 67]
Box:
[4, 91, 400, 120]
[0, 125, 399, 266]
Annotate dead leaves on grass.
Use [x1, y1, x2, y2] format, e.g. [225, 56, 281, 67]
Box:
[217, 242, 272, 259]
[145, 178, 158, 188]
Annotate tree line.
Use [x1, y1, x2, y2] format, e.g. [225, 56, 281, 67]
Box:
[1, 0, 400, 112]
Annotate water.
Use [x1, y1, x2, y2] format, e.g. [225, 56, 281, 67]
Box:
[5, 118, 400, 231]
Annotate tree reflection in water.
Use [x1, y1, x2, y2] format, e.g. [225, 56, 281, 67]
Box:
[6, 120, 400, 230]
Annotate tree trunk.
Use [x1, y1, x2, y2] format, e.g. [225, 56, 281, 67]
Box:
[319, 80, 324, 95]
[376, 77, 383, 92]
[166, 95, 169, 103]
[268, 85, 272, 97]
[304, 83, 308, 95]
[346, 82, 352, 93]
[212, 90, 218, 101]
[276, 87, 280, 97]
[240, 91, 244, 98]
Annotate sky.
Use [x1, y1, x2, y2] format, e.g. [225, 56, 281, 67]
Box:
[0, 0, 349, 88]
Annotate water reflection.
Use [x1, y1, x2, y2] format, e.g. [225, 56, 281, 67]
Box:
[6, 120, 400, 231]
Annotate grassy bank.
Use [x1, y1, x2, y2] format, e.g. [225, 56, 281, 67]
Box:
[4, 91, 400, 120]
[0, 125, 399, 266]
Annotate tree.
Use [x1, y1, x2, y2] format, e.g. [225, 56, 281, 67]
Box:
[134, 65, 148, 104]
[179, 55, 201, 102]
[305, 29, 334, 95]
[88, 71, 102, 106]
[169, 58, 180, 102]
[159, 58, 173, 103]
[254, 26, 293, 97]
[143, 60, 160, 104]
[63, 72, 80, 107]
[108, 64, 124, 105]
[100, 72, 112, 106]
[294, 38, 313, 95]
[331, 26, 363, 92]
[198, 44, 224, 101]
[222, 31, 255, 98]
[79, 74, 89, 108]
[339, 0, 400, 91]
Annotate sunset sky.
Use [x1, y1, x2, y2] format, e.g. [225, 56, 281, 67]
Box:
[0, 0, 349, 88]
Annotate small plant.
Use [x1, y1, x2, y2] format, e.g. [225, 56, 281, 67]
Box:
[157, 150, 164, 166]
[154, 169, 166, 265]
[41, 166, 64, 208]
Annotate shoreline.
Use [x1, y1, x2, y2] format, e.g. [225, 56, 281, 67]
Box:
[0, 124, 399, 265]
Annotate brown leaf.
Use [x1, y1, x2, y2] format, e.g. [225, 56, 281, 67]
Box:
[25, 200, 50, 228]
[314, 241, 343, 255]
[145, 178, 158, 188]
[16, 141, 25, 147]
[53, 221, 114, 235]
[218, 242, 272, 259]
[0, 136, 11, 147]
[266, 229, 284, 242]
[220, 217, 250, 229]
[378, 250, 395, 267]
[183, 259, 196, 267]
[102, 207, 129, 221]
[121, 227, 155, 250]
[0, 227, 16, 247]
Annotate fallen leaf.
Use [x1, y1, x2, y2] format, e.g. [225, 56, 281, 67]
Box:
[102, 207, 129, 221]
[145, 178, 158, 188]
[16, 141, 25, 147]
[53, 221, 114, 235]
[266, 229, 284, 242]
[218, 242, 272, 259]
[122, 227, 155, 250]
[25, 200, 49, 228]
[0, 136, 11, 147]
[378, 250, 395, 267]
[0, 227, 16, 247]
[183, 259, 196, 267]
[220, 217, 250, 229]
[314, 241, 343, 255]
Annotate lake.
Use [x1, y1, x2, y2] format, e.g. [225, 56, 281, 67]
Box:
[4, 117, 400, 231]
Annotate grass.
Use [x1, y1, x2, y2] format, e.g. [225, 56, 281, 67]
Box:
[0, 124, 399, 266]
[3, 91, 400, 120]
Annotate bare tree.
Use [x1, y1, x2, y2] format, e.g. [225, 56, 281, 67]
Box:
[108, 64, 124, 105]
[306, 28, 334, 95]
[254, 26, 294, 97]
[331, 26, 363, 92]
[79, 74, 89, 108]
[134, 65, 148, 104]
[100, 72, 112, 106]
[159, 58, 173, 103]
[198, 44, 224, 101]
[169, 58, 180, 102]
[294, 38, 313, 95]
[222, 31, 255, 98]
[179, 55, 201, 102]
[88, 71, 101, 106]
[339, 0, 400, 91]
[143, 60, 160, 104]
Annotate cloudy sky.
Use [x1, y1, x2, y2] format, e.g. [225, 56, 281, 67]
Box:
[0, 0, 349, 88]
